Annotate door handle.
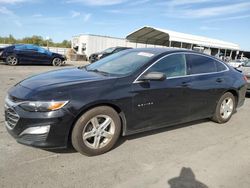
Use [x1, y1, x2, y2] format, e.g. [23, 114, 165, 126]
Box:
[216, 78, 223, 83]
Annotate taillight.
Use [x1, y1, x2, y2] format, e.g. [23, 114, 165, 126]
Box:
[243, 75, 248, 82]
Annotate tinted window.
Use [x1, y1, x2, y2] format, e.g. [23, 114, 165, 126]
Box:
[14, 45, 27, 50]
[36, 46, 48, 53]
[186, 54, 217, 74]
[215, 60, 227, 71]
[26, 45, 38, 51]
[148, 54, 186, 77]
[103, 47, 115, 53]
[114, 48, 125, 53]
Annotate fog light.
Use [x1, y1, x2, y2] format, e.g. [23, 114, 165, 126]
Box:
[19, 125, 50, 136]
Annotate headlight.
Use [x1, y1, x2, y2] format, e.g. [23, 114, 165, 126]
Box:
[19, 101, 68, 112]
[97, 54, 102, 59]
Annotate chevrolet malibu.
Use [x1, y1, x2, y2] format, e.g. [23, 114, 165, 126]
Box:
[5, 48, 247, 156]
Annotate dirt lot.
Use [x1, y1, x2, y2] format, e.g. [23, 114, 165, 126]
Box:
[0, 61, 250, 188]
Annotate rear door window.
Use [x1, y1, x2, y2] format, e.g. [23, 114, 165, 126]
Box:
[14, 45, 27, 51]
[186, 54, 217, 75]
[26, 45, 38, 51]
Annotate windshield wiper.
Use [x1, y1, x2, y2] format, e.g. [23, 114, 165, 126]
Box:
[87, 69, 109, 76]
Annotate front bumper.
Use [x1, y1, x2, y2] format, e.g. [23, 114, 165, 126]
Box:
[0, 55, 5, 61]
[4, 99, 75, 149]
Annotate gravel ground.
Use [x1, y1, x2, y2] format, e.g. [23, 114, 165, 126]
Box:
[0, 61, 250, 188]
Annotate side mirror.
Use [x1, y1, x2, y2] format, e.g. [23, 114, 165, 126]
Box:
[139, 72, 166, 81]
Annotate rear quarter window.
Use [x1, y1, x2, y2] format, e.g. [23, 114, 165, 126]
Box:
[215, 60, 228, 72]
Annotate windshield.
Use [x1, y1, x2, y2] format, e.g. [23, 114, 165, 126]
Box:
[86, 50, 156, 76]
[103, 47, 116, 53]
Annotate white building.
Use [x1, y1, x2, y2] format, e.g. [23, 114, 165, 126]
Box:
[72, 26, 245, 60]
[72, 34, 147, 58]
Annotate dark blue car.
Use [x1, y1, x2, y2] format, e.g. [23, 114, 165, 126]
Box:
[5, 48, 247, 156]
[0, 44, 66, 66]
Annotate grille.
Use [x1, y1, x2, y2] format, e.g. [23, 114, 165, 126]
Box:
[21, 134, 48, 142]
[5, 105, 20, 129]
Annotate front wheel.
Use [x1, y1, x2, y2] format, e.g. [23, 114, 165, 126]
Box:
[71, 106, 121, 156]
[6, 55, 18, 65]
[52, 58, 62, 66]
[212, 92, 236, 123]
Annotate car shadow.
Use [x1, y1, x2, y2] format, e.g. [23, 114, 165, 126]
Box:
[113, 119, 210, 150]
[168, 167, 208, 188]
[44, 118, 210, 154]
[43, 145, 77, 154]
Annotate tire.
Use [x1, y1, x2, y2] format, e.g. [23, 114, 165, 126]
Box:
[71, 106, 121, 156]
[6, 55, 18, 66]
[89, 56, 94, 63]
[62, 60, 66, 65]
[212, 92, 236, 123]
[52, 58, 62, 66]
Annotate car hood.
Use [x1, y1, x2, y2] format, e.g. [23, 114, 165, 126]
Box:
[18, 67, 112, 90]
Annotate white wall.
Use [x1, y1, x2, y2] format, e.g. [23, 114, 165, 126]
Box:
[73, 34, 167, 57]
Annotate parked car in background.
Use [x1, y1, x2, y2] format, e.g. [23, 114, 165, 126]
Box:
[0, 44, 66, 66]
[89, 46, 132, 63]
[0, 47, 5, 59]
[239, 60, 250, 93]
[227, 60, 244, 68]
[5, 48, 247, 156]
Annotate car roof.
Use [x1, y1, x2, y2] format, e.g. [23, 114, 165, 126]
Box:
[116, 47, 132, 49]
[127, 48, 195, 56]
[12, 44, 38, 47]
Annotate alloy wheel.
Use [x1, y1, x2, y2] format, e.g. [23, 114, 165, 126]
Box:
[82, 115, 115, 149]
[53, 58, 62, 66]
[7, 56, 18, 65]
[220, 97, 234, 120]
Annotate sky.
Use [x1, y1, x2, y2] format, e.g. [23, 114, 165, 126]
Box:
[0, 0, 250, 50]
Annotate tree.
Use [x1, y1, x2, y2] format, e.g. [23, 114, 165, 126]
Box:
[0, 35, 71, 48]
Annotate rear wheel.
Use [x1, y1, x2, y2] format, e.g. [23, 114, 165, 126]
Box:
[52, 58, 62, 66]
[212, 92, 235, 123]
[6, 55, 18, 65]
[71, 106, 121, 156]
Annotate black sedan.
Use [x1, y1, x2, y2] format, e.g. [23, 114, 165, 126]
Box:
[0, 44, 66, 66]
[89, 46, 132, 63]
[5, 48, 247, 156]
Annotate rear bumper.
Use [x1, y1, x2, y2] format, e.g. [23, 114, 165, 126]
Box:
[237, 84, 248, 108]
[247, 82, 250, 93]
[0, 55, 5, 61]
